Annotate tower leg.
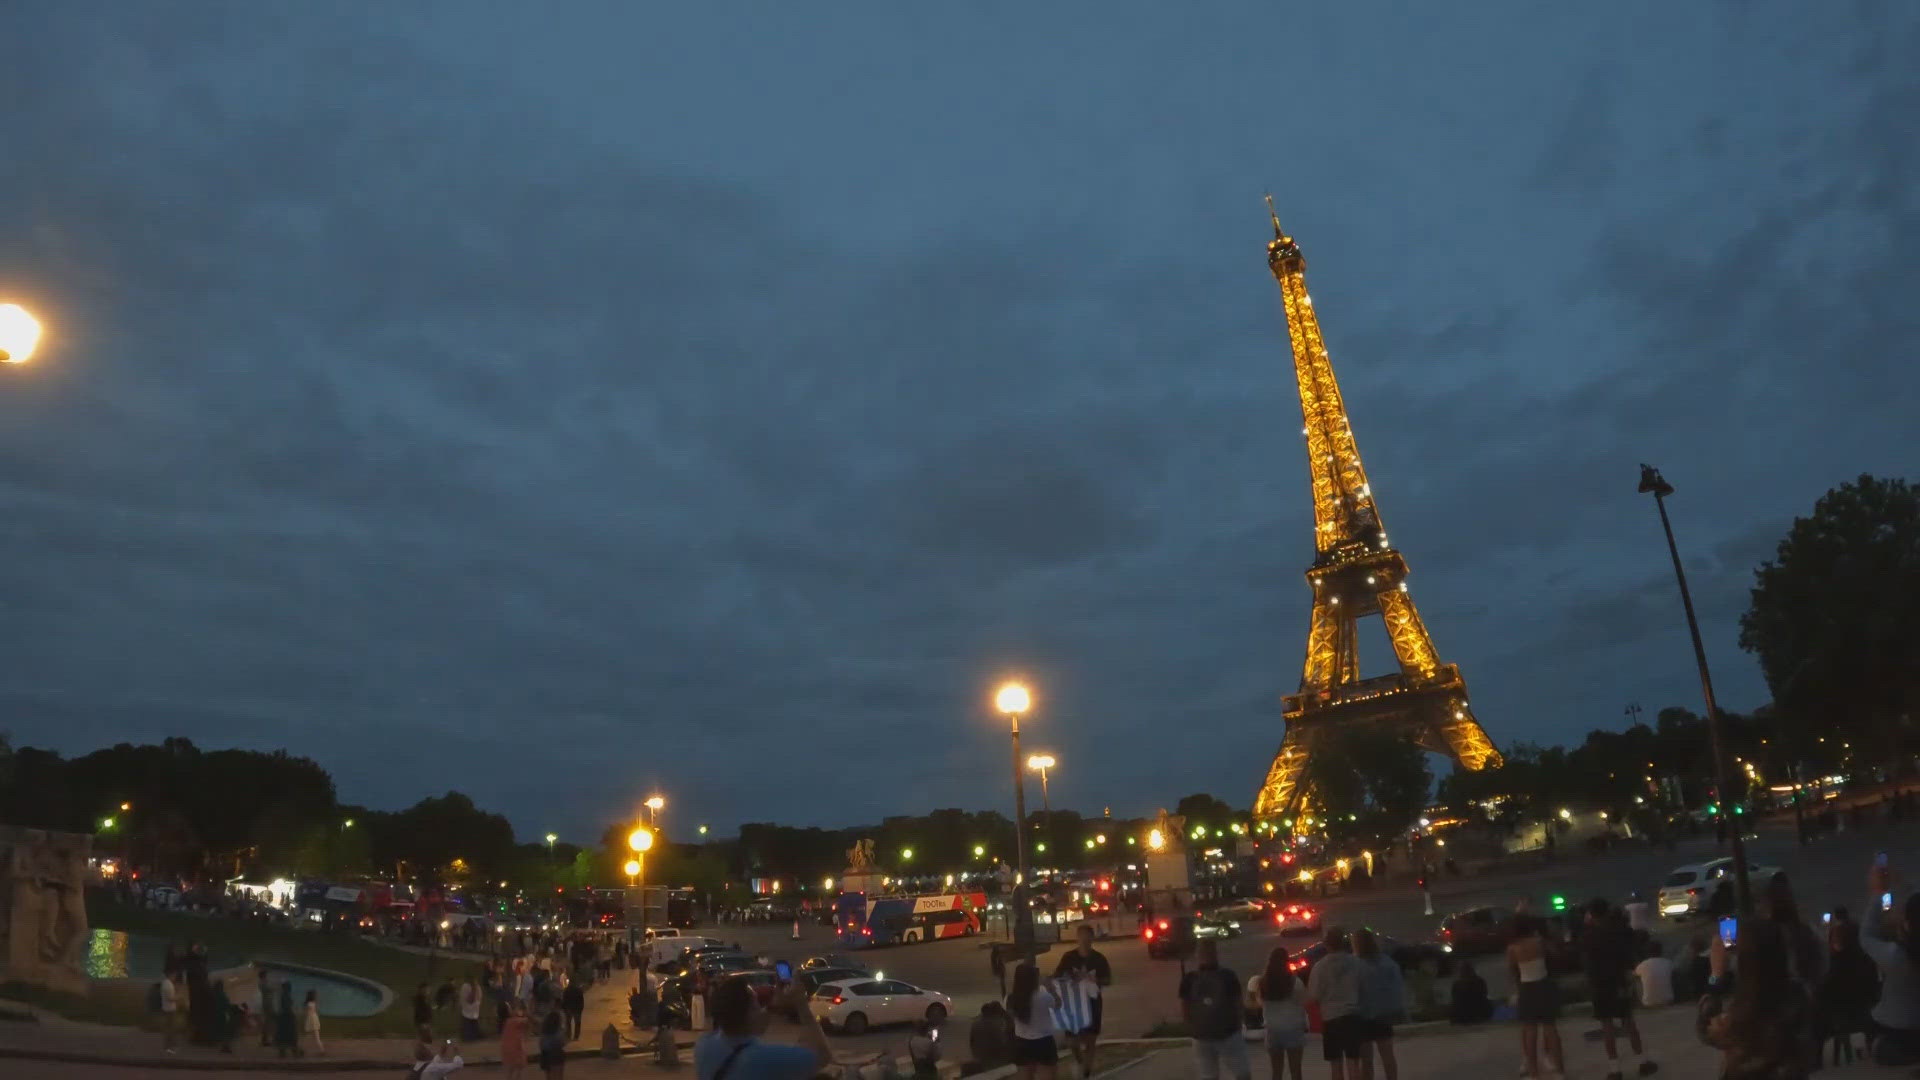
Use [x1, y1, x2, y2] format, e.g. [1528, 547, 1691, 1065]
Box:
[1254, 724, 1315, 820]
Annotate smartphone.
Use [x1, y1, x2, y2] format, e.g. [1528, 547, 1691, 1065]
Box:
[1718, 916, 1738, 946]
[1883, 892, 1894, 912]
[1823, 912, 1832, 925]
[774, 960, 793, 983]
[1877, 851, 1889, 869]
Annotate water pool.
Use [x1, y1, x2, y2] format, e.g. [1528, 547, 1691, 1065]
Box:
[83, 929, 239, 981]
[252, 963, 389, 1018]
[83, 931, 389, 1017]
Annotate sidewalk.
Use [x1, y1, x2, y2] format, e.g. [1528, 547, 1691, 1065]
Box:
[1116, 1002, 1886, 1080]
[0, 970, 672, 1071]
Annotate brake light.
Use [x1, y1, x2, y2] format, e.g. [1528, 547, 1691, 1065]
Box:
[1687, 888, 1700, 896]
[1288, 959, 1307, 972]
[1143, 927, 1154, 940]
[1158, 919, 1169, 930]
[832, 995, 844, 1005]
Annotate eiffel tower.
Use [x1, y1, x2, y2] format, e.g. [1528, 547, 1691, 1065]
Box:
[1252, 200, 1501, 820]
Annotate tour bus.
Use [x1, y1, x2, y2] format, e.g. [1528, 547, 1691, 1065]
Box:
[834, 891, 986, 948]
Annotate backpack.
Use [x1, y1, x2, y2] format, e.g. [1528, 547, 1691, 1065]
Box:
[1186, 968, 1241, 1040]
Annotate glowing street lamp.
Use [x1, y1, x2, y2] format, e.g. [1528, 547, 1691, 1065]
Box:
[900, 848, 914, 862]
[628, 827, 654, 854]
[995, 680, 1035, 948]
[973, 844, 986, 859]
[623, 859, 641, 881]
[0, 303, 42, 365]
[1147, 829, 1165, 851]
[645, 795, 666, 828]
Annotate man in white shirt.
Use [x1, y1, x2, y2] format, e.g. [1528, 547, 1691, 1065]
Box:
[1632, 942, 1674, 1007]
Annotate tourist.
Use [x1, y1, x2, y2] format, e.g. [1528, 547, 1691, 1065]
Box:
[158, 970, 181, 1054]
[1007, 962, 1062, 1080]
[561, 974, 585, 1040]
[1763, 872, 1825, 986]
[208, 978, 235, 1053]
[1245, 946, 1306, 1080]
[414, 982, 434, 1034]
[907, 1018, 941, 1080]
[273, 980, 302, 1058]
[256, 968, 272, 1046]
[693, 976, 831, 1080]
[1816, 917, 1877, 1066]
[1180, 940, 1249, 1080]
[1583, 898, 1656, 1078]
[500, 1001, 529, 1080]
[303, 989, 323, 1055]
[1698, 921, 1815, 1078]
[1448, 962, 1491, 1025]
[1354, 928, 1405, 1080]
[968, 1000, 1015, 1071]
[1507, 912, 1563, 1079]
[1304, 926, 1366, 1080]
[1862, 859, 1920, 1065]
[1631, 943, 1674, 1008]
[419, 1037, 466, 1079]
[1053, 924, 1112, 1077]
[538, 1009, 567, 1079]
[460, 975, 483, 1042]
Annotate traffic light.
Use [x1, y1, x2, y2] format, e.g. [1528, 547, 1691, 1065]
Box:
[1706, 804, 1720, 816]
[1732, 804, 1746, 816]
[1550, 894, 1567, 912]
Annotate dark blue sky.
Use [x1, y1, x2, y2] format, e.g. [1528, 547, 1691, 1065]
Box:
[1, 3, 1914, 843]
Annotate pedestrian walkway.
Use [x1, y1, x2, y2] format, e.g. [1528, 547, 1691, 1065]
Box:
[0, 969, 674, 1071]
[1115, 1002, 1891, 1080]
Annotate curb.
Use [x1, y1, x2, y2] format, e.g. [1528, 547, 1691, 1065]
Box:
[0, 1034, 700, 1072]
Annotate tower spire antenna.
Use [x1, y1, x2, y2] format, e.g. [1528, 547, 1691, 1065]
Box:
[1264, 193, 1286, 239]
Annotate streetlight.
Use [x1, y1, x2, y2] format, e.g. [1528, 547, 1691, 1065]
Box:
[0, 303, 42, 365]
[627, 826, 655, 940]
[1639, 463, 1752, 916]
[995, 682, 1034, 939]
[343, 818, 355, 829]
[1147, 829, 1165, 851]
[900, 848, 914, 862]
[645, 795, 666, 828]
[698, 825, 709, 837]
[973, 844, 986, 859]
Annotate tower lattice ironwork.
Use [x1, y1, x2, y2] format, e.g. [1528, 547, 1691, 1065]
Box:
[1252, 200, 1501, 820]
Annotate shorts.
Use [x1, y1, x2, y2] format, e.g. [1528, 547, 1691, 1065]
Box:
[1322, 1014, 1368, 1061]
[1012, 1035, 1058, 1065]
[1079, 997, 1103, 1036]
[1590, 981, 1633, 1021]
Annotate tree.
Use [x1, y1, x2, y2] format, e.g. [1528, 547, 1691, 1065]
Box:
[1741, 474, 1920, 757]
[1301, 729, 1431, 843]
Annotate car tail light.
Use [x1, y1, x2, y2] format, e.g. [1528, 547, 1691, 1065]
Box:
[1288, 959, 1307, 972]
[1688, 889, 1700, 896]
[832, 995, 845, 1005]
[1143, 928, 1155, 939]
[1157, 919, 1169, 930]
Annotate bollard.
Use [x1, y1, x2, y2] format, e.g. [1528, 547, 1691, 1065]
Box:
[600, 1023, 621, 1059]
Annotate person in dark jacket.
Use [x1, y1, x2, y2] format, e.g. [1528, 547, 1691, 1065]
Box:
[1818, 917, 1879, 1065]
[273, 981, 302, 1057]
[561, 979, 586, 1040]
[1448, 963, 1492, 1025]
[1583, 899, 1655, 1077]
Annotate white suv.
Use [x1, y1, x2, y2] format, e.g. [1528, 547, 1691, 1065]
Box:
[1658, 857, 1781, 917]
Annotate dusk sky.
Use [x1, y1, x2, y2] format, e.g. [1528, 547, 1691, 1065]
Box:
[2, 3, 1914, 843]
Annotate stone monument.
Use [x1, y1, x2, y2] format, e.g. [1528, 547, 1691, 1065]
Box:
[839, 838, 887, 896]
[0, 826, 92, 995]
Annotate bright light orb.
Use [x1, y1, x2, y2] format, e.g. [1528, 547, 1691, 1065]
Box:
[0, 304, 41, 365]
[623, 859, 641, 877]
[628, 827, 654, 853]
[995, 682, 1031, 715]
[645, 795, 666, 812]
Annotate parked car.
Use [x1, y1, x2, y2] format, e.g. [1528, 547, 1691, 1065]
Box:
[796, 966, 868, 994]
[800, 954, 869, 973]
[810, 978, 952, 1035]
[1438, 906, 1514, 955]
[1284, 933, 1454, 981]
[1658, 858, 1782, 917]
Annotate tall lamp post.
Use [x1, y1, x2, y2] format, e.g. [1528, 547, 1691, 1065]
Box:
[1639, 464, 1752, 915]
[996, 682, 1034, 951]
[627, 826, 655, 947]
[0, 303, 42, 365]
[645, 795, 665, 827]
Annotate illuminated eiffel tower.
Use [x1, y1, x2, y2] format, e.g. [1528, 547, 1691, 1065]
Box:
[1251, 200, 1501, 820]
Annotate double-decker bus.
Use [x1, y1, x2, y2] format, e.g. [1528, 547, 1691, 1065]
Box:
[833, 891, 985, 947]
